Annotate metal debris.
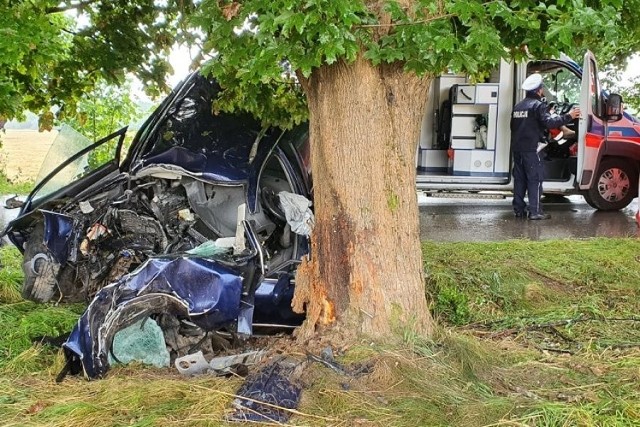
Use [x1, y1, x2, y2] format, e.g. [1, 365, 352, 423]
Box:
[228, 359, 302, 423]
[175, 350, 265, 376]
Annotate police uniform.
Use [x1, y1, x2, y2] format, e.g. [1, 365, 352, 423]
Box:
[511, 74, 574, 219]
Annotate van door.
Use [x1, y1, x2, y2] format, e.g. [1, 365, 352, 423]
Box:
[576, 51, 602, 189]
[525, 59, 582, 182]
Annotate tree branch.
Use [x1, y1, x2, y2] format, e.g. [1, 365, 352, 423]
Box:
[355, 13, 455, 28]
[46, 0, 100, 14]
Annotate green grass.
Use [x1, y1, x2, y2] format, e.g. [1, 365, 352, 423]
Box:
[0, 301, 83, 373]
[424, 239, 640, 325]
[0, 245, 23, 303]
[0, 171, 34, 195]
[0, 248, 83, 373]
[0, 238, 639, 426]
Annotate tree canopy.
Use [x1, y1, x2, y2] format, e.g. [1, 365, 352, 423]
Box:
[194, 0, 623, 126]
[0, 0, 191, 125]
[1, 1, 634, 128]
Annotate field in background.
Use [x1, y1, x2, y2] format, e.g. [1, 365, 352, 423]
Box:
[0, 239, 639, 426]
[0, 129, 56, 183]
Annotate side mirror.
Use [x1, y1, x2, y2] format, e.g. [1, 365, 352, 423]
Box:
[603, 93, 623, 122]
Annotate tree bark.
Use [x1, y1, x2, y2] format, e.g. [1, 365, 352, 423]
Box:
[292, 56, 434, 340]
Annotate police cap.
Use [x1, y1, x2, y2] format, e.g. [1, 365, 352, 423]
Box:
[522, 73, 543, 91]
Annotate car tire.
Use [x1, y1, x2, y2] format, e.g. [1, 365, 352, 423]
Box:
[21, 222, 60, 302]
[583, 158, 638, 211]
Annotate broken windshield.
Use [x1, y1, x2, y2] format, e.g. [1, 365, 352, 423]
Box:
[29, 125, 124, 203]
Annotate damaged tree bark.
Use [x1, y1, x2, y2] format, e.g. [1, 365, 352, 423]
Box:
[293, 56, 434, 339]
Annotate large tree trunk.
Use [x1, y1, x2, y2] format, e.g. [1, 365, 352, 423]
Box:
[292, 56, 434, 340]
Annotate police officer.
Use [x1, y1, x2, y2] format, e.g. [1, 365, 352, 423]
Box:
[511, 74, 581, 220]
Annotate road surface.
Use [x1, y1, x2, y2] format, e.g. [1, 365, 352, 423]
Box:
[419, 193, 639, 242]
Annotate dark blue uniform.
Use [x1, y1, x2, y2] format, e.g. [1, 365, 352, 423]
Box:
[510, 94, 573, 217]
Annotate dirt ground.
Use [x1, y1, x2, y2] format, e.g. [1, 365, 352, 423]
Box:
[0, 129, 57, 182]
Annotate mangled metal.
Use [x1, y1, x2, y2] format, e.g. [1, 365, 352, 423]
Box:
[3, 72, 310, 380]
[175, 349, 265, 376]
[63, 254, 251, 378]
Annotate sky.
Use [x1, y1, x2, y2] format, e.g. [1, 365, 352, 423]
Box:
[168, 45, 198, 87]
[129, 44, 197, 107]
[621, 54, 640, 85]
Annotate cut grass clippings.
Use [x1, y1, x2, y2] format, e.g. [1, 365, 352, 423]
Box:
[0, 238, 638, 426]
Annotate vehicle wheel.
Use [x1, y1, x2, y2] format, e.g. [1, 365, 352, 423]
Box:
[583, 158, 638, 211]
[21, 222, 60, 302]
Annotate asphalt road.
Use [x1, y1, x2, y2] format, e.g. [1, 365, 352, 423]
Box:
[419, 193, 640, 242]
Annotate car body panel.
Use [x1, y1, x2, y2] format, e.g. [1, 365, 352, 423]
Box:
[63, 255, 245, 378]
[41, 210, 75, 264]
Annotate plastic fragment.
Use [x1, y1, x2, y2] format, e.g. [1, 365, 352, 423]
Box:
[78, 201, 94, 214]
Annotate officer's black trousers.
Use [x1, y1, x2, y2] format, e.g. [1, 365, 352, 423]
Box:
[512, 151, 545, 216]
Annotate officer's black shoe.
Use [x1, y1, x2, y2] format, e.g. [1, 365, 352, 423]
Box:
[528, 213, 551, 220]
[514, 212, 526, 219]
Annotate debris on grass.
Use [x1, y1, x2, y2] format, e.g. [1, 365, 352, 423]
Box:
[175, 349, 265, 376]
[227, 358, 303, 423]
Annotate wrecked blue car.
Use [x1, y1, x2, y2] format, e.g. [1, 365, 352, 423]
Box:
[2, 74, 312, 378]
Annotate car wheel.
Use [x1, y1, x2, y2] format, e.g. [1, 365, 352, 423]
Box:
[21, 222, 60, 302]
[583, 158, 638, 211]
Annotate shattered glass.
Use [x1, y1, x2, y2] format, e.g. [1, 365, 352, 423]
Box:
[108, 318, 170, 368]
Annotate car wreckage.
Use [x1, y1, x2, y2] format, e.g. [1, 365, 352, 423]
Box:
[2, 73, 314, 379]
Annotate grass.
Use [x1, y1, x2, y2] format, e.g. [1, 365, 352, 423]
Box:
[0, 245, 23, 303]
[424, 239, 640, 327]
[0, 238, 639, 426]
[0, 171, 34, 195]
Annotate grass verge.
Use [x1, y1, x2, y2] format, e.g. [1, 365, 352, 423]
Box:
[0, 238, 638, 426]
